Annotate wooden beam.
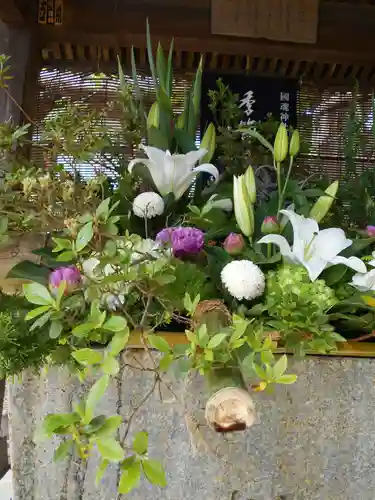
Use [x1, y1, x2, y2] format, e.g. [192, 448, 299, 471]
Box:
[26, 0, 375, 69]
[0, 1, 25, 24]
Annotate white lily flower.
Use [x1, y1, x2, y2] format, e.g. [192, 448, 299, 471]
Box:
[128, 146, 219, 200]
[351, 251, 375, 291]
[351, 269, 375, 291]
[258, 209, 367, 281]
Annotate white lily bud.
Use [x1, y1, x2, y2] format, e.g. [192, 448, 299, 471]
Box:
[233, 175, 254, 237]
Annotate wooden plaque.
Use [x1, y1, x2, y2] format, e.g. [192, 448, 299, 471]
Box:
[211, 0, 319, 44]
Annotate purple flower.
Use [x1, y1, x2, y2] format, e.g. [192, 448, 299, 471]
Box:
[156, 227, 205, 258]
[49, 266, 81, 293]
[171, 227, 205, 258]
[223, 233, 245, 255]
[367, 225, 375, 237]
[156, 228, 174, 244]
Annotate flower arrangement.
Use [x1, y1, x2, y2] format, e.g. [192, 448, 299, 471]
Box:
[1, 26, 375, 496]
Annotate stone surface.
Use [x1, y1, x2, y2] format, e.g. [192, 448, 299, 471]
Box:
[8, 352, 375, 500]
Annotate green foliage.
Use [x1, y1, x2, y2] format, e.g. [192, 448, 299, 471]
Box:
[259, 265, 344, 355]
[0, 293, 57, 377]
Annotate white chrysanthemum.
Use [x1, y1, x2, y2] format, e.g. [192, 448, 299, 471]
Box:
[221, 260, 265, 300]
[133, 192, 165, 219]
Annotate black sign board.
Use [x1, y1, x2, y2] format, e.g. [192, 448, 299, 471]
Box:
[200, 72, 298, 137]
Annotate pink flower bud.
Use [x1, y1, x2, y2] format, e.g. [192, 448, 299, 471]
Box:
[367, 225, 375, 237]
[49, 266, 81, 294]
[223, 233, 245, 255]
[261, 216, 279, 234]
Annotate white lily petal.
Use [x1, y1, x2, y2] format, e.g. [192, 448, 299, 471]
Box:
[330, 256, 367, 274]
[279, 209, 318, 261]
[142, 146, 168, 166]
[163, 151, 177, 194]
[128, 157, 168, 195]
[303, 256, 327, 282]
[257, 234, 293, 258]
[351, 269, 375, 291]
[368, 259, 375, 268]
[312, 228, 352, 261]
[185, 149, 207, 165]
[128, 157, 150, 173]
[192, 163, 220, 182]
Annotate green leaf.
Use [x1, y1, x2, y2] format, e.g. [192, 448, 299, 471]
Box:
[52, 237, 72, 252]
[55, 280, 66, 307]
[204, 349, 214, 361]
[25, 305, 51, 321]
[183, 293, 193, 313]
[147, 125, 169, 150]
[129, 49, 145, 118]
[95, 416, 122, 438]
[148, 335, 171, 353]
[146, 18, 157, 85]
[109, 331, 129, 356]
[76, 221, 94, 252]
[7, 261, 50, 284]
[54, 440, 73, 462]
[154, 274, 176, 286]
[159, 353, 173, 372]
[102, 357, 120, 375]
[273, 355, 288, 380]
[207, 333, 227, 349]
[196, 324, 208, 348]
[0, 215, 8, 234]
[97, 437, 125, 462]
[95, 459, 109, 486]
[238, 128, 274, 154]
[119, 461, 141, 494]
[323, 265, 348, 286]
[276, 374, 297, 384]
[104, 240, 117, 257]
[254, 364, 267, 380]
[72, 348, 103, 366]
[261, 350, 274, 365]
[156, 43, 167, 89]
[133, 431, 148, 455]
[142, 459, 167, 487]
[30, 311, 52, 331]
[86, 375, 109, 419]
[56, 251, 75, 262]
[158, 87, 173, 114]
[43, 413, 80, 435]
[96, 198, 111, 220]
[82, 415, 107, 435]
[49, 321, 63, 339]
[23, 283, 53, 306]
[166, 38, 174, 96]
[103, 316, 127, 332]
[72, 322, 95, 338]
[342, 237, 375, 257]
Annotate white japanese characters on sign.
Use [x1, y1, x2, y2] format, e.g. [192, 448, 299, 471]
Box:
[280, 91, 290, 123]
[239, 90, 256, 126]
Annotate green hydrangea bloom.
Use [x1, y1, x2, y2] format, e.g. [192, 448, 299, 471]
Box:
[264, 265, 343, 354]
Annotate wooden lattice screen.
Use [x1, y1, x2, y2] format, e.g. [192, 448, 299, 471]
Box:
[33, 67, 375, 179]
[298, 85, 375, 178]
[33, 67, 195, 178]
